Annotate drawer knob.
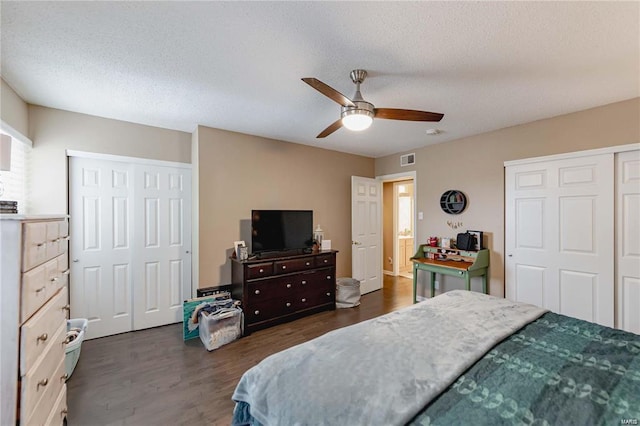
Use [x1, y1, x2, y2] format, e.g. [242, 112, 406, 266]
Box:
[61, 373, 69, 382]
[301, 298, 306, 303]
[37, 333, 48, 342]
[36, 242, 46, 247]
[37, 378, 49, 389]
[326, 276, 331, 280]
[259, 268, 264, 273]
[254, 289, 260, 295]
[254, 310, 260, 315]
[286, 283, 292, 288]
[36, 286, 46, 293]
[62, 304, 71, 312]
[61, 408, 68, 416]
[305, 262, 310, 266]
[63, 269, 70, 275]
[326, 292, 331, 296]
[282, 265, 287, 270]
[301, 280, 307, 285]
[51, 277, 59, 282]
[286, 302, 291, 307]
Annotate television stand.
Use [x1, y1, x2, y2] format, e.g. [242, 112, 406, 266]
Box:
[231, 250, 338, 335]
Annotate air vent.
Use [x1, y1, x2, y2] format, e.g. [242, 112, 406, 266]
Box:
[400, 153, 415, 167]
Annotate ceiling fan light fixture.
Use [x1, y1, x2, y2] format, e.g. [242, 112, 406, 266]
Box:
[342, 110, 373, 131]
[341, 101, 374, 131]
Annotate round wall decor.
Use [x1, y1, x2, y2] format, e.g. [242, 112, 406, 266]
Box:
[440, 190, 467, 214]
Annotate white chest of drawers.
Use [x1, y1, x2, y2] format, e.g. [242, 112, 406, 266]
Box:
[1, 215, 70, 426]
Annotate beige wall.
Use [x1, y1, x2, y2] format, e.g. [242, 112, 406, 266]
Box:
[197, 126, 374, 287]
[375, 97, 640, 298]
[27, 105, 192, 213]
[1, 77, 29, 137]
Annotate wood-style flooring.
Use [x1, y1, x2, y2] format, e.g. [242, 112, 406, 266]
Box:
[67, 275, 413, 426]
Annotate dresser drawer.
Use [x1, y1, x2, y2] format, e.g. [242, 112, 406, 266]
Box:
[247, 277, 297, 302]
[314, 254, 335, 267]
[21, 325, 67, 424]
[20, 287, 68, 375]
[21, 259, 54, 323]
[22, 222, 48, 271]
[44, 385, 67, 426]
[274, 257, 314, 274]
[246, 263, 273, 279]
[247, 298, 297, 324]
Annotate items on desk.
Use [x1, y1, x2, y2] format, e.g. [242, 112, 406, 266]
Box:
[428, 236, 438, 247]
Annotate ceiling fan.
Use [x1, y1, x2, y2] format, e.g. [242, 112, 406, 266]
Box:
[302, 69, 444, 138]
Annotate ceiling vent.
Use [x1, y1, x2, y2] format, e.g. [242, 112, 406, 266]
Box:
[400, 153, 415, 167]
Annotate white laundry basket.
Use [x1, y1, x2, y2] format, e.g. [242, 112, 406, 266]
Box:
[65, 318, 88, 379]
[336, 278, 361, 308]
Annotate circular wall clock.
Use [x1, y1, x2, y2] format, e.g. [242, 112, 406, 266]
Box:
[440, 190, 467, 214]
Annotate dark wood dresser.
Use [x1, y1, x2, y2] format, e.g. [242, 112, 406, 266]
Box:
[231, 250, 338, 334]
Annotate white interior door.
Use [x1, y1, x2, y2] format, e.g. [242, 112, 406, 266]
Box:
[69, 158, 135, 338]
[70, 154, 192, 339]
[616, 150, 640, 333]
[133, 164, 192, 330]
[506, 153, 614, 327]
[352, 176, 382, 294]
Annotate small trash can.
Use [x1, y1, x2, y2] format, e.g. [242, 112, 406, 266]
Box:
[336, 278, 361, 308]
[65, 318, 88, 380]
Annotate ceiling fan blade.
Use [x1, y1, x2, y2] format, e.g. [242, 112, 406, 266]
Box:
[374, 108, 444, 122]
[316, 118, 344, 138]
[302, 78, 356, 107]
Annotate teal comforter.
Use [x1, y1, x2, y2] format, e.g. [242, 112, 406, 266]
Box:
[410, 312, 640, 425]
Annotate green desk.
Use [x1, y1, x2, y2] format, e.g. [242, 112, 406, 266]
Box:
[411, 245, 490, 303]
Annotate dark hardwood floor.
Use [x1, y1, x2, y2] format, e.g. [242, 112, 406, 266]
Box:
[67, 275, 413, 425]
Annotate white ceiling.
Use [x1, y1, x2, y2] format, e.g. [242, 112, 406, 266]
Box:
[1, 1, 638, 158]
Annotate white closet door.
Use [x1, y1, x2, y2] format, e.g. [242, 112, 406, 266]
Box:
[133, 165, 192, 330]
[70, 155, 192, 339]
[69, 158, 135, 339]
[616, 150, 640, 333]
[506, 153, 614, 327]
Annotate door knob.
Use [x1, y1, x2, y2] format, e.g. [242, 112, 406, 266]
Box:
[73, 259, 79, 263]
[352, 241, 362, 245]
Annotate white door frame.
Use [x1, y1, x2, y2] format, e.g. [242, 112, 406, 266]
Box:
[378, 171, 417, 278]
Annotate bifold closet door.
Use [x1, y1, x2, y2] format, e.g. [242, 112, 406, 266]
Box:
[69, 156, 191, 339]
[505, 153, 614, 327]
[616, 150, 640, 334]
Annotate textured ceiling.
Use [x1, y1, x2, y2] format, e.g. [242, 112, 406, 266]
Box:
[1, 1, 638, 158]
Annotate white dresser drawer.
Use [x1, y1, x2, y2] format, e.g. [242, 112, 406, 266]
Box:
[44, 385, 67, 426]
[22, 222, 48, 271]
[20, 287, 68, 375]
[20, 325, 67, 424]
[21, 261, 51, 323]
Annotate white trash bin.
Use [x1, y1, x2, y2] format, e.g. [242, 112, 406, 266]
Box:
[65, 318, 88, 379]
[336, 278, 361, 308]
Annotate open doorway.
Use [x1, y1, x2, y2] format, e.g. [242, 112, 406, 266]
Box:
[380, 172, 416, 281]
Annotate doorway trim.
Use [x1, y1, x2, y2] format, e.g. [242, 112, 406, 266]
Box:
[377, 171, 417, 279]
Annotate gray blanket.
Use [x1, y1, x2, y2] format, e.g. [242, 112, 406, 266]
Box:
[232, 290, 547, 426]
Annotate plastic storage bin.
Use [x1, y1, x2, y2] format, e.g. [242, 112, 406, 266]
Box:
[198, 303, 243, 351]
[336, 278, 361, 308]
[65, 318, 88, 379]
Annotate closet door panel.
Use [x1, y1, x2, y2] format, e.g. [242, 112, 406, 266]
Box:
[616, 150, 640, 333]
[506, 152, 614, 327]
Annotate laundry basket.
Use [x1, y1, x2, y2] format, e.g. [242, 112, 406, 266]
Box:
[65, 318, 88, 379]
[336, 278, 361, 308]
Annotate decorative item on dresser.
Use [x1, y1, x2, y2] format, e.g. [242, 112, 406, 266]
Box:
[0, 215, 70, 426]
[231, 250, 338, 335]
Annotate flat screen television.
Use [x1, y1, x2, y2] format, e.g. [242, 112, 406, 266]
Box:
[251, 210, 313, 255]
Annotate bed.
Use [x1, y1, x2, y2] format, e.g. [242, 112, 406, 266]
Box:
[231, 290, 640, 425]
